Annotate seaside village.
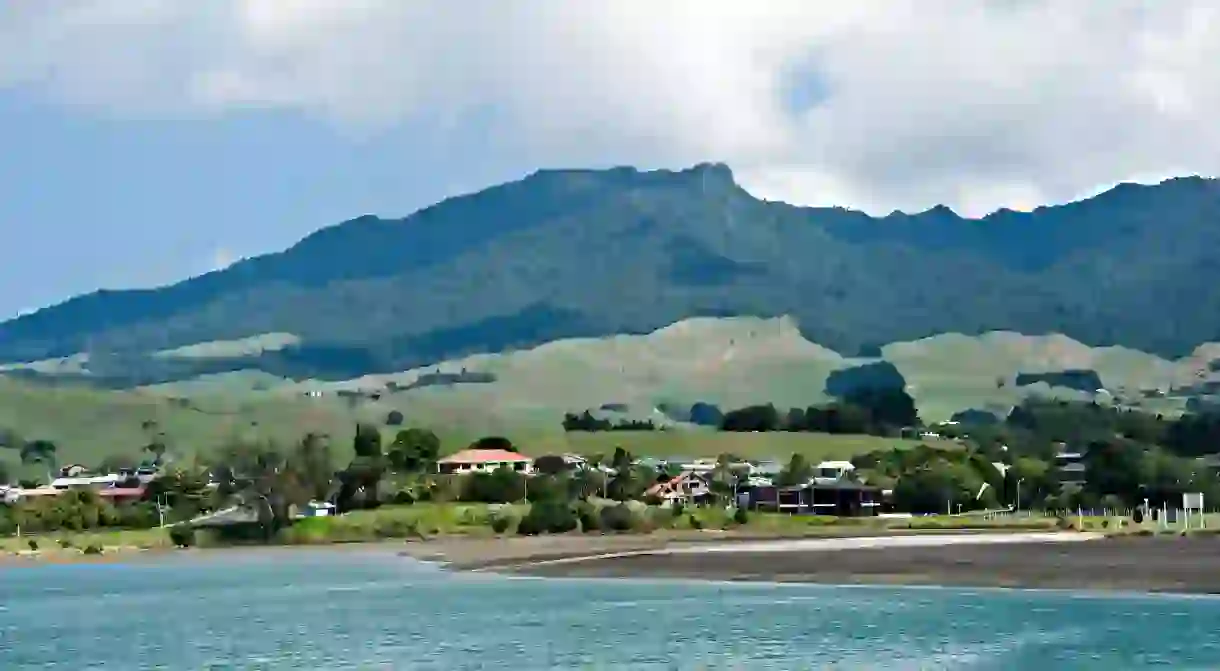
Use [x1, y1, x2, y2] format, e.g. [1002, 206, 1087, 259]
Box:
[0, 445, 898, 521]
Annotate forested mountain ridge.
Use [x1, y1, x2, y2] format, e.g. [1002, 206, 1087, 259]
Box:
[2, 163, 1219, 382]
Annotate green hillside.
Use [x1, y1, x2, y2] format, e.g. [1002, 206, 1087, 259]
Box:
[3, 165, 1220, 385]
[2, 316, 1215, 473]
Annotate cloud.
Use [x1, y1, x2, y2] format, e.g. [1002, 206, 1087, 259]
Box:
[2, 1, 1218, 215]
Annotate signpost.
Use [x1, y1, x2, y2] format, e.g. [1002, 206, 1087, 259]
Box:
[1183, 492, 1205, 530]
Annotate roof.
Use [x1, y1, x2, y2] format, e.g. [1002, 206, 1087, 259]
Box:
[15, 487, 63, 497]
[439, 448, 531, 464]
[816, 460, 855, 470]
[645, 471, 709, 497]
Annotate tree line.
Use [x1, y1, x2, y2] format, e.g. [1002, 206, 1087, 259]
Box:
[561, 411, 658, 432]
[719, 387, 920, 437]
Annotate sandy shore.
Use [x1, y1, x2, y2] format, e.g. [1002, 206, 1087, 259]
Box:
[0, 527, 1039, 567]
[491, 534, 1220, 594]
[13, 530, 1220, 594]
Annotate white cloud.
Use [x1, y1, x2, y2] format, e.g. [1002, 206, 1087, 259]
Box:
[2, 1, 1218, 215]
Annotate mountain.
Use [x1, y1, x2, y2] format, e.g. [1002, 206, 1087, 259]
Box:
[3, 163, 1220, 383]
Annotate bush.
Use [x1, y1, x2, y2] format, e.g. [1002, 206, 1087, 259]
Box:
[518, 501, 579, 536]
[576, 502, 602, 532]
[27, 539, 38, 551]
[599, 504, 636, 532]
[168, 525, 196, 548]
[82, 544, 104, 556]
[58, 538, 74, 549]
[688, 513, 703, 530]
[489, 507, 519, 534]
[386, 410, 405, 426]
[732, 507, 750, 525]
[373, 516, 419, 539]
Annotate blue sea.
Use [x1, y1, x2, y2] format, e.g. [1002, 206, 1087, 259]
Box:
[2, 549, 1220, 669]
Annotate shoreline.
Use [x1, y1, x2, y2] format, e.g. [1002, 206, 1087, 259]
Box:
[484, 534, 1220, 595]
[0, 526, 1055, 567]
[11, 529, 1220, 596]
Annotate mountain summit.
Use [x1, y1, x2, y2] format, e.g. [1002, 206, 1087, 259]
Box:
[2, 166, 1219, 381]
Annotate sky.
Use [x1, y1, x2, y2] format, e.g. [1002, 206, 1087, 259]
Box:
[1, 1, 1219, 319]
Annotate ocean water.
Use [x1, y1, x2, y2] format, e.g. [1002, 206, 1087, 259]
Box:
[2, 550, 1220, 670]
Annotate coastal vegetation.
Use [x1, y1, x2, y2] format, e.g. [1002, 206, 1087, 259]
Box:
[5, 385, 1220, 557]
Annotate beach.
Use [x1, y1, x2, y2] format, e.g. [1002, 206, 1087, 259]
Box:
[457, 533, 1220, 594]
[11, 528, 1220, 595]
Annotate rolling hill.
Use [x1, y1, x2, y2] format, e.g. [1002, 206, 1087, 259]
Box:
[3, 316, 1217, 473]
[2, 164, 1220, 385]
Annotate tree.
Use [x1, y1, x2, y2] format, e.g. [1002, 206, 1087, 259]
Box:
[472, 436, 516, 452]
[19, 439, 57, 480]
[387, 428, 441, 473]
[709, 453, 741, 502]
[517, 500, 578, 535]
[720, 404, 781, 432]
[97, 454, 138, 475]
[533, 454, 571, 476]
[385, 410, 405, 426]
[140, 419, 169, 466]
[289, 433, 336, 502]
[337, 424, 387, 512]
[463, 466, 526, 503]
[604, 447, 648, 501]
[775, 453, 813, 487]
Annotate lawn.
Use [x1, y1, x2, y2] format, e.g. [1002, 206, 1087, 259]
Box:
[0, 371, 955, 478]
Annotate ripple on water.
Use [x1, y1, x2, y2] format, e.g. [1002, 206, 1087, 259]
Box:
[3, 553, 1220, 669]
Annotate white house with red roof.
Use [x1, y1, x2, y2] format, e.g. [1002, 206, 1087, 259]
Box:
[645, 471, 713, 505]
[438, 448, 534, 475]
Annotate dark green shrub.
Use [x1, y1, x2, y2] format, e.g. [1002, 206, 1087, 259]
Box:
[688, 513, 703, 530]
[518, 501, 579, 536]
[490, 508, 518, 534]
[671, 502, 685, 518]
[732, 506, 749, 525]
[26, 539, 38, 551]
[168, 525, 196, 548]
[577, 503, 602, 532]
[599, 504, 636, 532]
[82, 544, 103, 555]
[58, 538, 74, 549]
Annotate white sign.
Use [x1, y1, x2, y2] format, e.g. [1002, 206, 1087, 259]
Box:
[1184, 492, 1204, 511]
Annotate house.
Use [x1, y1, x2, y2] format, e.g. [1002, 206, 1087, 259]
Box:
[1, 486, 63, 504]
[814, 460, 855, 480]
[747, 481, 882, 517]
[645, 471, 713, 505]
[50, 474, 122, 490]
[58, 464, 90, 478]
[438, 448, 534, 475]
[296, 501, 337, 518]
[749, 460, 784, 478]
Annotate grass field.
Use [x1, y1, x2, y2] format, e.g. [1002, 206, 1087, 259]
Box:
[527, 431, 936, 461]
[2, 315, 1212, 474]
[0, 504, 1063, 558]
